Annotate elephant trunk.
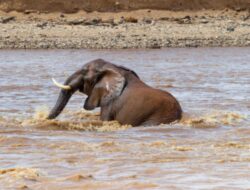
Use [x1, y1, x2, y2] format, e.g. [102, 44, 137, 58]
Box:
[47, 72, 84, 120]
[47, 90, 73, 119]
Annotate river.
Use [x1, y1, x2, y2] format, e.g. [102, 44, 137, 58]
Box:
[0, 48, 249, 189]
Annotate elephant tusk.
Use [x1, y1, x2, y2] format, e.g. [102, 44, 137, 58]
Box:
[52, 78, 71, 90]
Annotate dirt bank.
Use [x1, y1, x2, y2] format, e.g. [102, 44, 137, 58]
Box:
[1, 0, 250, 13]
[0, 9, 249, 49]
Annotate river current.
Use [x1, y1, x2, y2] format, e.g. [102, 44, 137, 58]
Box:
[0, 48, 249, 189]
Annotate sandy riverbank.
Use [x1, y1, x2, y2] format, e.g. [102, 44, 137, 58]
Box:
[0, 9, 250, 49]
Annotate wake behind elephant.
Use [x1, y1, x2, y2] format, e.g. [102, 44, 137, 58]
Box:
[48, 59, 182, 126]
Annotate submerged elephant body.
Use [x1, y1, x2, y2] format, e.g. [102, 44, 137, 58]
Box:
[94, 71, 182, 126]
[48, 59, 182, 126]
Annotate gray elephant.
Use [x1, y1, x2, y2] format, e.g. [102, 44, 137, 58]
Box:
[48, 59, 182, 126]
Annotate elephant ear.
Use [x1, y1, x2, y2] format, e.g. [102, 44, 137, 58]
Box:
[100, 69, 126, 105]
[84, 68, 125, 110]
[117, 65, 140, 79]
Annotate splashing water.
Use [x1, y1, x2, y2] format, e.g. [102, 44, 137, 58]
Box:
[181, 111, 247, 128]
[33, 106, 50, 120]
[22, 109, 132, 132]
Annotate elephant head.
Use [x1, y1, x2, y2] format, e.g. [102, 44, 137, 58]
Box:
[47, 59, 138, 119]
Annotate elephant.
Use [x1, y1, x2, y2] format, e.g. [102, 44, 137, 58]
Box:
[48, 59, 182, 126]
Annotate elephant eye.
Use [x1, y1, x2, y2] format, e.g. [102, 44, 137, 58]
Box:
[81, 68, 87, 74]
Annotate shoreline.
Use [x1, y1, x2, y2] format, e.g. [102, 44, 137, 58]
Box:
[0, 9, 250, 49]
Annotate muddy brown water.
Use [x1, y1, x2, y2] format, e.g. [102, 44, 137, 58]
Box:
[0, 48, 249, 189]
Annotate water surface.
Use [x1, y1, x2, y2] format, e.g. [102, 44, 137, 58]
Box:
[0, 48, 249, 189]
